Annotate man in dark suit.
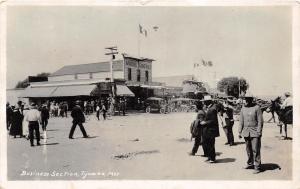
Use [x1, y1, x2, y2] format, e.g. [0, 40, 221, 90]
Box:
[69, 100, 89, 139]
[239, 93, 263, 174]
[201, 95, 220, 163]
[40, 104, 50, 131]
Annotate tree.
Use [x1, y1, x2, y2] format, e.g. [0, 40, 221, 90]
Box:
[217, 77, 249, 98]
[15, 72, 51, 88]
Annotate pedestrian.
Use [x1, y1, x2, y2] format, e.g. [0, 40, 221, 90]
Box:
[50, 102, 55, 117]
[63, 102, 68, 118]
[238, 93, 263, 174]
[24, 103, 41, 146]
[96, 103, 100, 121]
[279, 92, 293, 139]
[9, 105, 24, 138]
[201, 95, 220, 163]
[69, 100, 89, 139]
[189, 109, 205, 156]
[40, 104, 50, 131]
[54, 103, 59, 117]
[6, 102, 13, 131]
[220, 101, 235, 146]
[267, 100, 276, 123]
[101, 101, 107, 120]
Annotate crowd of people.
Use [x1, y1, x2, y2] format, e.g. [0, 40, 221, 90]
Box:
[6, 91, 292, 174]
[189, 92, 293, 174]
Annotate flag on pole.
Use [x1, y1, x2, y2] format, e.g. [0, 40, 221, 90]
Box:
[139, 24, 143, 34]
[139, 24, 148, 37]
[207, 61, 213, 67]
[202, 59, 207, 66]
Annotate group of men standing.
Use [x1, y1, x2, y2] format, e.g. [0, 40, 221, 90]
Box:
[190, 93, 264, 174]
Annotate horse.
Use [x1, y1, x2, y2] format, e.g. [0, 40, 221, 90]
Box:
[272, 97, 293, 140]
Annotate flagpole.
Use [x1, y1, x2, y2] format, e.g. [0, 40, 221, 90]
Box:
[138, 24, 141, 57]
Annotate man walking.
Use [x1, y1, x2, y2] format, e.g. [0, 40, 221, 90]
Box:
[41, 104, 50, 131]
[221, 100, 235, 146]
[201, 95, 220, 163]
[24, 103, 41, 147]
[239, 93, 263, 174]
[69, 100, 89, 139]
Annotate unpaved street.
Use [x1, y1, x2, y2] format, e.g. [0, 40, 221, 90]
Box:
[7, 112, 292, 180]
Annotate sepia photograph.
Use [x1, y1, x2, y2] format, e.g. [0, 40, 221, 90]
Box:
[1, 1, 299, 189]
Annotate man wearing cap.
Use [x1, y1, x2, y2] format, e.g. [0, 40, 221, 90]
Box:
[239, 93, 263, 174]
[69, 100, 89, 139]
[24, 103, 41, 146]
[201, 95, 220, 163]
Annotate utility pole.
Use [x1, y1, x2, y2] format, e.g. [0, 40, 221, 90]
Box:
[105, 46, 118, 115]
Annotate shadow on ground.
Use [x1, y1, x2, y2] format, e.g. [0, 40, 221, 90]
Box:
[216, 158, 236, 163]
[72, 136, 99, 139]
[234, 141, 245, 145]
[260, 163, 281, 172]
[41, 142, 59, 146]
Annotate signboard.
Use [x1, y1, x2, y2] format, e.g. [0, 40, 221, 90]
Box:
[125, 59, 151, 70]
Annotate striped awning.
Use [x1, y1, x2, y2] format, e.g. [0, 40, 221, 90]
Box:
[20, 84, 97, 98]
[116, 85, 135, 97]
[51, 85, 97, 97]
[20, 86, 57, 98]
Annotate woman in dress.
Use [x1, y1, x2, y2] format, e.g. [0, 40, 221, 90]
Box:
[9, 105, 24, 138]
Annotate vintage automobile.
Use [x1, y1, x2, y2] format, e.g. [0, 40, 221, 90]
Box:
[169, 98, 197, 112]
[145, 97, 169, 114]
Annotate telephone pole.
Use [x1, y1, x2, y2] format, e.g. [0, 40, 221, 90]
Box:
[105, 46, 118, 98]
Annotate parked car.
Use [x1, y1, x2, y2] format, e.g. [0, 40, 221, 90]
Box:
[145, 97, 169, 114]
[169, 98, 197, 112]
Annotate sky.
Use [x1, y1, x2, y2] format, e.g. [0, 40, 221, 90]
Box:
[6, 6, 292, 96]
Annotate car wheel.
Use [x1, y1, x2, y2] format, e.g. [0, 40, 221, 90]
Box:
[160, 108, 165, 114]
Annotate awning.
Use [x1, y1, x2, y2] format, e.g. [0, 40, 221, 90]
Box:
[51, 85, 97, 97]
[140, 84, 165, 89]
[20, 86, 58, 98]
[182, 84, 197, 93]
[116, 85, 135, 97]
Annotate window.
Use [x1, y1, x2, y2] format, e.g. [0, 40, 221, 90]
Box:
[145, 71, 149, 82]
[128, 68, 132, 81]
[89, 73, 93, 79]
[137, 69, 141, 82]
[74, 74, 78, 79]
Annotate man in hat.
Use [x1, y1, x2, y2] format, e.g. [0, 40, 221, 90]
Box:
[238, 93, 263, 174]
[69, 100, 89, 139]
[6, 102, 13, 131]
[40, 104, 50, 131]
[201, 95, 220, 163]
[279, 92, 293, 139]
[222, 100, 235, 146]
[24, 103, 41, 146]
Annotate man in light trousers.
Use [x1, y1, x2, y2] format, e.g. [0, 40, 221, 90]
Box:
[239, 93, 263, 174]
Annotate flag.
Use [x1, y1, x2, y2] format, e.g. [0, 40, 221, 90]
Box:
[139, 24, 143, 34]
[207, 61, 213, 67]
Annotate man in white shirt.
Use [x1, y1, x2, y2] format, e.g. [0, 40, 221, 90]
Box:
[279, 92, 293, 139]
[282, 92, 293, 109]
[24, 103, 41, 147]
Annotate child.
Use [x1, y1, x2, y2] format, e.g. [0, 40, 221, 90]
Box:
[189, 110, 206, 156]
